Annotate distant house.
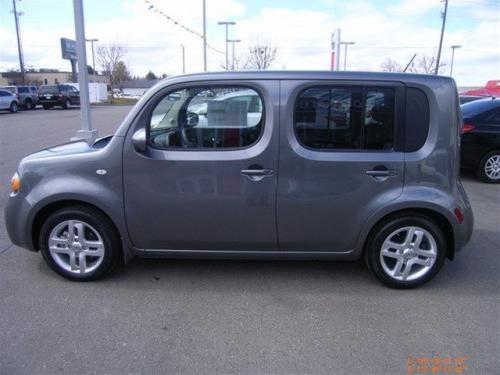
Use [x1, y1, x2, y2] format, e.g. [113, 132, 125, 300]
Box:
[118, 79, 160, 97]
[0, 70, 108, 86]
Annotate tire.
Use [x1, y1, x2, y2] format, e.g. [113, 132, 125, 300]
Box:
[24, 99, 33, 110]
[477, 151, 500, 183]
[63, 99, 71, 109]
[364, 214, 446, 289]
[39, 206, 120, 281]
[9, 101, 18, 113]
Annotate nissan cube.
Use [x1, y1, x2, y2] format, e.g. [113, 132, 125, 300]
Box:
[5, 71, 473, 288]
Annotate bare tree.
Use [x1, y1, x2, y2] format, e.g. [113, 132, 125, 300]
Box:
[408, 55, 446, 74]
[96, 43, 128, 86]
[243, 42, 278, 70]
[380, 58, 404, 72]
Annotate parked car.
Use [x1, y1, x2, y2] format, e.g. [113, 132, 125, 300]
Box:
[460, 97, 500, 183]
[0, 85, 39, 109]
[38, 84, 80, 109]
[0, 89, 19, 112]
[459, 95, 490, 105]
[5, 71, 473, 288]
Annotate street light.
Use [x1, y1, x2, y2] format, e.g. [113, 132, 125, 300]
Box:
[217, 21, 236, 70]
[227, 39, 241, 70]
[340, 41, 355, 71]
[180, 44, 185, 74]
[450, 45, 462, 77]
[85, 38, 98, 83]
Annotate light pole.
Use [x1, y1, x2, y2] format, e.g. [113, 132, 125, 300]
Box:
[217, 21, 236, 70]
[180, 44, 186, 74]
[202, 0, 207, 71]
[340, 41, 355, 71]
[450, 45, 461, 76]
[72, 0, 97, 143]
[85, 38, 98, 82]
[11, 0, 25, 84]
[228, 39, 241, 70]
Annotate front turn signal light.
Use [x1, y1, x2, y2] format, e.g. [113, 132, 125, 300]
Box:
[11, 172, 21, 193]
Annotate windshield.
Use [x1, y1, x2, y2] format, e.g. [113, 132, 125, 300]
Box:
[39, 85, 59, 94]
[461, 99, 498, 118]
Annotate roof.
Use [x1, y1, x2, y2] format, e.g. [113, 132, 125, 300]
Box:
[118, 79, 159, 89]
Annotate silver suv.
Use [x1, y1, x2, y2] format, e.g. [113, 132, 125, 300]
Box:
[4, 72, 473, 288]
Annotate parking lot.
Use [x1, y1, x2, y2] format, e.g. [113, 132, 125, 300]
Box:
[0, 107, 498, 374]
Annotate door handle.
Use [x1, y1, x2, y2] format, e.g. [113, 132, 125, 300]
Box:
[365, 169, 397, 177]
[241, 168, 274, 181]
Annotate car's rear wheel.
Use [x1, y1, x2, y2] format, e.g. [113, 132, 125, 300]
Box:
[63, 99, 71, 109]
[24, 99, 33, 110]
[365, 215, 446, 288]
[9, 101, 18, 113]
[477, 151, 500, 183]
[39, 206, 120, 281]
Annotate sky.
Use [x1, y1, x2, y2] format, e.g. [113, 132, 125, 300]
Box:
[0, 0, 499, 86]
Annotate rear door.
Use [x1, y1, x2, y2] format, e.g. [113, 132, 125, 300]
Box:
[277, 80, 405, 252]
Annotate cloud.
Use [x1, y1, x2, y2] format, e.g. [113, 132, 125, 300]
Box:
[0, 0, 498, 86]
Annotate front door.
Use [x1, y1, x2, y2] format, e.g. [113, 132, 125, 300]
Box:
[277, 80, 405, 252]
[123, 81, 279, 251]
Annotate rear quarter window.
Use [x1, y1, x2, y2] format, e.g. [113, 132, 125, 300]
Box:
[404, 88, 430, 152]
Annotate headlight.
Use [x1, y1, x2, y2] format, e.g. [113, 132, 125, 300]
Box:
[10, 172, 21, 193]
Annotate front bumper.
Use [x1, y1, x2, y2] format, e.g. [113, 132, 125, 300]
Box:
[4, 192, 36, 251]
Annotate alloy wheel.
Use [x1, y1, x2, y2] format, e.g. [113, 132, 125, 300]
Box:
[484, 154, 500, 180]
[48, 220, 105, 274]
[379, 226, 437, 281]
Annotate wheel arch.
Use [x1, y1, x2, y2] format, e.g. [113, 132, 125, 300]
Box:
[31, 199, 129, 261]
[362, 207, 456, 261]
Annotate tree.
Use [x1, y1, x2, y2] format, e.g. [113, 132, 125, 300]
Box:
[243, 42, 278, 70]
[145, 70, 157, 80]
[114, 61, 131, 83]
[408, 55, 446, 75]
[380, 58, 403, 72]
[96, 43, 128, 86]
[87, 65, 95, 75]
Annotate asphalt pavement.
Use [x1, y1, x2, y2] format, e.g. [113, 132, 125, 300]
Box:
[0, 106, 498, 374]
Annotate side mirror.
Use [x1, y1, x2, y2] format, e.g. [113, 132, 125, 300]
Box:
[132, 128, 147, 152]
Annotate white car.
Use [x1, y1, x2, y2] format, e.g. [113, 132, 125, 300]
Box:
[0, 89, 19, 113]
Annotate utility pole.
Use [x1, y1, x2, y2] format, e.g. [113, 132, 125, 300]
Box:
[450, 45, 461, 76]
[180, 44, 186, 74]
[202, 0, 207, 71]
[218, 21, 236, 70]
[85, 38, 98, 82]
[228, 39, 241, 70]
[340, 41, 355, 71]
[435, 0, 448, 75]
[72, 0, 97, 143]
[11, 0, 25, 84]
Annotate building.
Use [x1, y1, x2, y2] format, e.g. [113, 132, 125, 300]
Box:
[117, 79, 160, 97]
[0, 70, 108, 86]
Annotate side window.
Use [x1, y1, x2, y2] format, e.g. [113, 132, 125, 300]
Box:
[294, 86, 395, 150]
[19, 87, 29, 93]
[148, 87, 264, 149]
[405, 88, 430, 152]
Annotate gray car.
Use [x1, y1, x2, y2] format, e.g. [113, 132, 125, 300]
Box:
[4, 71, 473, 288]
[0, 85, 39, 110]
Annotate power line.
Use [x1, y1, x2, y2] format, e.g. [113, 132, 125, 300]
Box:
[143, 0, 224, 55]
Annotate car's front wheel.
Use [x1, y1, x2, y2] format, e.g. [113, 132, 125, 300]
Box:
[39, 206, 120, 281]
[365, 214, 446, 288]
[477, 151, 500, 183]
[9, 101, 18, 113]
[63, 99, 71, 109]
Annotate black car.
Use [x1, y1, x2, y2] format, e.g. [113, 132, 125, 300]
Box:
[459, 95, 490, 105]
[460, 97, 500, 183]
[38, 84, 80, 110]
